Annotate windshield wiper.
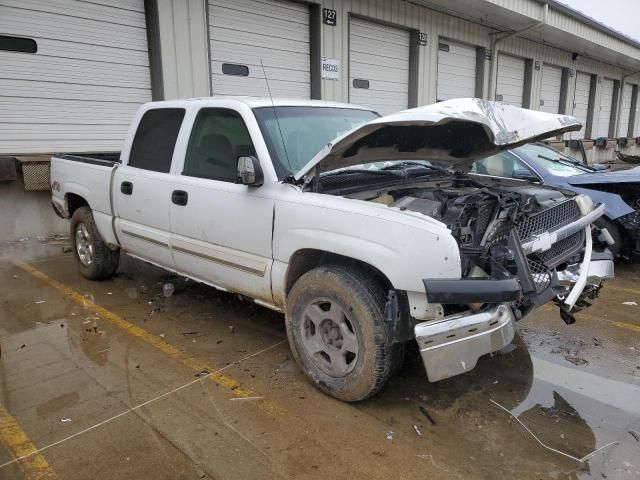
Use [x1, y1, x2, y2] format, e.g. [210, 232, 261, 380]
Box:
[538, 154, 592, 171]
[321, 168, 401, 178]
[380, 161, 442, 171]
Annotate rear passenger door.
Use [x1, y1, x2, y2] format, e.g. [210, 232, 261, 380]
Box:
[169, 108, 274, 302]
[114, 108, 185, 268]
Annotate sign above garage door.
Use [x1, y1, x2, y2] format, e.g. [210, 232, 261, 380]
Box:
[208, 0, 311, 98]
[0, 0, 152, 155]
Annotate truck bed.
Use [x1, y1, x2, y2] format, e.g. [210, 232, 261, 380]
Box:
[56, 152, 121, 167]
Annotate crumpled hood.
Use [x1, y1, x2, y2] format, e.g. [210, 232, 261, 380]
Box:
[294, 98, 581, 181]
[566, 167, 640, 186]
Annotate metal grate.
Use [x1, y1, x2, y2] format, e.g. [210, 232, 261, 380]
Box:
[16, 156, 51, 191]
[537, 230, 585, 267]
[517, 200, 581, 241]
[527, 258, 553, 292]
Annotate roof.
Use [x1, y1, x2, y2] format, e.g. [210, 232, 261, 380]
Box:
[181, 96, 370, 110]
[543, 0, 640, 50]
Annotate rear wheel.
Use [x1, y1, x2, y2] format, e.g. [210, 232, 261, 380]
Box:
[70, 207, 119, 280]
[285, 266, 395, 401]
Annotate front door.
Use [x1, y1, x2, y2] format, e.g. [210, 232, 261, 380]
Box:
[114, 107, 185, 268]
[170, 108, 274, 301]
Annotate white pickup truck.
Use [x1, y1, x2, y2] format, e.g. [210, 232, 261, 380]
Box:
[51, 97, 613, 401]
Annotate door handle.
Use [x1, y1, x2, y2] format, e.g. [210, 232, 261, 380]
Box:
[171, 190, 188, 206]
[120, 181, 133, 195]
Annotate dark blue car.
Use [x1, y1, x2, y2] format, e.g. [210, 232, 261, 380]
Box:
[471, 143, 640, 259]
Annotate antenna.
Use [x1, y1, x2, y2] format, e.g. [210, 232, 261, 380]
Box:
[260, 59, 292, 173]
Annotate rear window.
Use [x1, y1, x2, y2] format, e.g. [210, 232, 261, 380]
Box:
[129, 108, 185, 172]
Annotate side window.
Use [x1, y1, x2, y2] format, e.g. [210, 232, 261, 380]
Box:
[183, 108, 256, 182]
[129, 108, 185, 173]
[473, 151, 531, 178]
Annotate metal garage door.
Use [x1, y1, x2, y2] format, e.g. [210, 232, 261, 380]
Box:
[572, 72, 591, 139]
[495, 54, 525, 107]
[437, 41, 476, 101]
[540, 64, 562, 114]
[208, 0, 310, 98]
[618, 83, 633, 137]
[349, 17, 410, 115]
[0, 0, 152, 154]
[596, 78, 615, 138]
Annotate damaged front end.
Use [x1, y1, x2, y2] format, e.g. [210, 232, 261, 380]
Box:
[417, 187, 610, 382]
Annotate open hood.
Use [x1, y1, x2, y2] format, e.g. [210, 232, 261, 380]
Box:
[294, 98, 581, 181]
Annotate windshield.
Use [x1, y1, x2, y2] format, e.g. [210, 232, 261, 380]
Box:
[517, 143, 594, 177]
[253, 106, 378, 178]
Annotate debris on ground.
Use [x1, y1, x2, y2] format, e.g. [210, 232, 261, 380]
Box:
[60, 418, 72, 423]
[419, 406, 436, 425]
[163, 283, 175, 298]
[34, 300, 46, 304]
[228, 325, 235, 334]
[159, 333, 165, 338]
[564, 355, 589, 366]
[12, 274, 18, 279]
[622, 301, 638, 306]
[490, 399, 618, 462]
[62, 246, 72, 253]
[413, 424, 423, 436]
[195, 370, 210, 378]
[182, 331, 200, 336]
[386, 431, 394, 441]
[629, 430, 640, 442]
[229, 396, 264, 402]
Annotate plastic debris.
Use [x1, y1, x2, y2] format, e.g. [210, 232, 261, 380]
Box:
[34, 300, 46, 304]
[60, 418, 72, 423]
[629, 430, 640, 442]
[622, 301, 638, 306]
[195, 370, 210, 378]
[386, 431, 394, 441]
[229, 396, 264, 402]
[159, 333, 165, 338]
[228, 325, 235, 334]
[163, 283, 175, 298]
[413, 424, 423, 436]
[419, 406, 436, 425]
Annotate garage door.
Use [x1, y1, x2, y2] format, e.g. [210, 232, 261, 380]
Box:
[540, 64, 562, 114]
[349, 17, 410, 115]
[596, 78, 615, 138]
[437, 41, 476, 101]
[618, 83, 633, 137]
[208, 0, 310, 98]
[572, 72, 591, 139]
[495, 54, 525, 107]
[0, 0, 152, 154]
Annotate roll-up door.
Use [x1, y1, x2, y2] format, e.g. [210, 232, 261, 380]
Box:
[208, 0, 310, 98]
[495, 54, 525, 107]
[437, 41, 476, 101]
[349, 17, 410, 115]
[0, 0, 152, 154]
[540, 64, 563, 114]
[618, 83, 633, 137]
[596, 78, 615, 138]
[572, 72, 591, 139]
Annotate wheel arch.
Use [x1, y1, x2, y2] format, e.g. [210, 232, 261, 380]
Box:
[65, 193, 90, 218]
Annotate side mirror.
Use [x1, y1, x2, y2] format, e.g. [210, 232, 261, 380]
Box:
[512, 169, 540, 182]
[237, 156, 263, 187]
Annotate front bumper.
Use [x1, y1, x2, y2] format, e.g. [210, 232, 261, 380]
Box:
[415, 250, 613, 383]
[414, 304, 515, 382]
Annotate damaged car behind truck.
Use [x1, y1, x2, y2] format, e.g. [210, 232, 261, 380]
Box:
[50, 98, 613, 401]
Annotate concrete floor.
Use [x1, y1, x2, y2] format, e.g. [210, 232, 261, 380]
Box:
[1, 241, 639, 480]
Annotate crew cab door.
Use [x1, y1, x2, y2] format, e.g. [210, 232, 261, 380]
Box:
[114, 108, 185, 268]
[169, 107, 274, 302]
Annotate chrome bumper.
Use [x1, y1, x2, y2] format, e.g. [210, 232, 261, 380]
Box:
[414, 304, 515, 382]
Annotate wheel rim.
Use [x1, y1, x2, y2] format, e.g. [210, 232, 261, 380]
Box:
[300, 298, 359, 377]
[75, 222, 93, 267]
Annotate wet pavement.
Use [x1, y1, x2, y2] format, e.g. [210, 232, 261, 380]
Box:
[1, 241, 639, 479]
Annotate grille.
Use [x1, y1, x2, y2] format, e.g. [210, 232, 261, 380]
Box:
[527, 258, 553, 293]
[517, 200, 581, 241]
[538, 230, 585, 267]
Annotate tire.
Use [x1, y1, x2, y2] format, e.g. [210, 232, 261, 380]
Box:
[596, 217, 623, 257]
[70, 206, 120, 280]
[285, 265, 395, 402]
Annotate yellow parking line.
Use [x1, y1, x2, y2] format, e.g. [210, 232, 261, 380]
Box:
[0, 404, 59, 480]
[15, 261, 282, 416]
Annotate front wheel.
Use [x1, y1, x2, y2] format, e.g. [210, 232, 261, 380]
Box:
[285, 266, 394, 402]
[70, 206, 120, 280]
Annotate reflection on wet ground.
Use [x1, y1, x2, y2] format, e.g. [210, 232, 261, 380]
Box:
[0, 242, 639, 479]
